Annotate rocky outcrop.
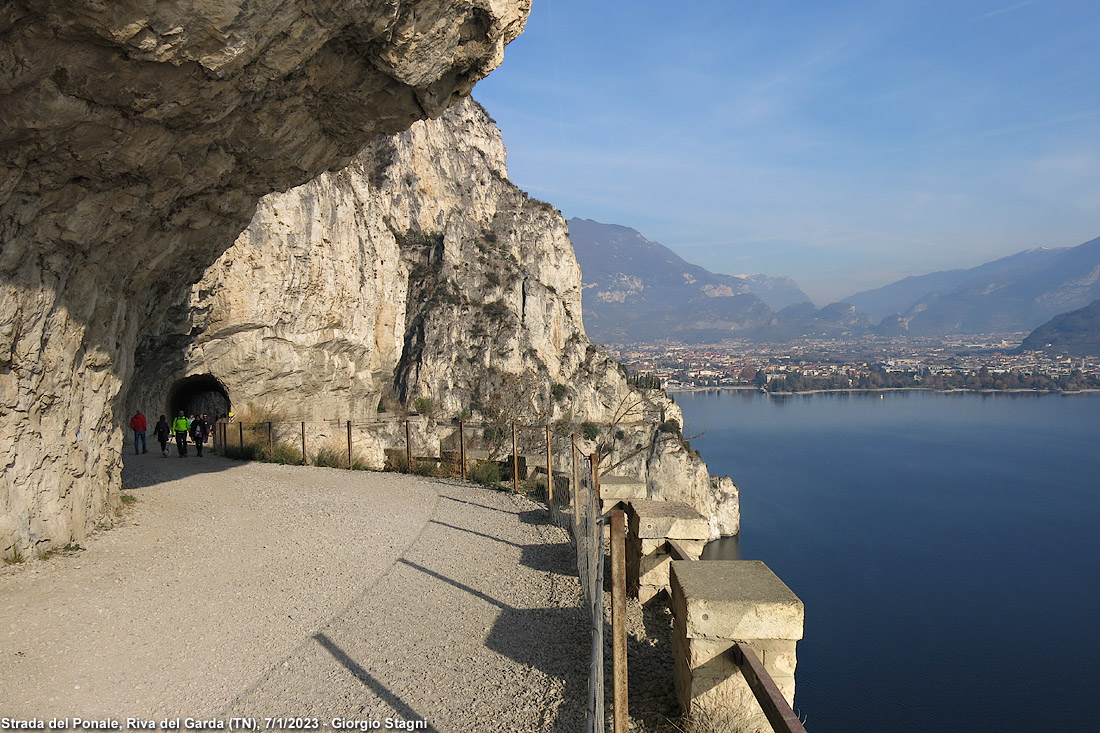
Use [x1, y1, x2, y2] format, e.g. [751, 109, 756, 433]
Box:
[1019, 299, 1100, 356]
[131, 99, 740, 537]
[1, 0, 530, 555]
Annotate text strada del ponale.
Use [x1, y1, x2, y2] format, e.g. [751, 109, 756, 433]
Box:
[1, 721, 428, 732]
[1, 721, 243, 731]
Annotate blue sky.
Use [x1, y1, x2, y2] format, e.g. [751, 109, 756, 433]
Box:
[474, 0, 1100, 304]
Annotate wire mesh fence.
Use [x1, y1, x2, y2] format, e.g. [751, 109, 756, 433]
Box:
[573, 450, 606, 733]
[213, 414, 625, 482]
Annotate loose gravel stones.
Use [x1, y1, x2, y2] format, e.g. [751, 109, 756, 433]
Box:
[0, 453, 587, 731]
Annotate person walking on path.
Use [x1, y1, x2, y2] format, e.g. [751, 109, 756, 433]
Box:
[154, 415, 171, 457]
[172, 411, 190, 457]
[190, 414, 209, 457]
[129, 411, 148, 455]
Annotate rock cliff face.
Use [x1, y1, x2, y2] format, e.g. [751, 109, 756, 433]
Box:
[1, 0, 530, 555]
[131, 99, 740, 536]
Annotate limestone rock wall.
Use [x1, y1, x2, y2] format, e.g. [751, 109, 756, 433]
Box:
[132, 99, 740, 536]
[0, 0, 530, 555]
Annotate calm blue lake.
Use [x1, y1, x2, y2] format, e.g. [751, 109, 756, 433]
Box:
[676, 389, 1100, 733]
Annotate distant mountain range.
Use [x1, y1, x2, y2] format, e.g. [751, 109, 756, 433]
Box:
[842, 237, 1100, 335]
[569, 218, 865, 343]
[569, 217, 1100, 345]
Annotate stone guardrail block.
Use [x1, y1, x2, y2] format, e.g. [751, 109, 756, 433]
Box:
[670, 560, 804, 724]
[630, 499, 711, 539]
[600, 476, 648, 505]
[626, 500, 709, 603]
[671, 560, 804, 640]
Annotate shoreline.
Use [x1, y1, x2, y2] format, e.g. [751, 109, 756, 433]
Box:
[666, 385, 1100, 396]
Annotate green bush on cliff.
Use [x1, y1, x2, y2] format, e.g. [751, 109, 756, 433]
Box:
[659, 418, 681, 434]
[469, 460, 502, 486]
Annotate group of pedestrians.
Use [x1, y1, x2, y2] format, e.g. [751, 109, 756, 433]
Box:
[129, 410, 212, 458]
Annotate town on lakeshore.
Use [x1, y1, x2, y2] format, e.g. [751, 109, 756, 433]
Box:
[609, 334, 1100, 393]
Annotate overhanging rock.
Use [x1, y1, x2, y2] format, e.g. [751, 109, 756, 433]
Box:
[0, 0, 531, 555]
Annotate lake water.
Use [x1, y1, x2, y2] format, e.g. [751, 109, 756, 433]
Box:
[675, 389, 1100, 733]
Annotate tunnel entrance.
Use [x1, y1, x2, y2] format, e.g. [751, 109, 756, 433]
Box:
[168, 374, 231, 419]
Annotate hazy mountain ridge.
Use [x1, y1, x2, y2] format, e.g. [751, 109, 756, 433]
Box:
[738, 273, 813, 310]
[768, 302, 874, 342]
[846, 238, 1100, 335]
[571, 217, 1100, 343]
[842, 268, 976, 322]
[570, 218, 835, 343]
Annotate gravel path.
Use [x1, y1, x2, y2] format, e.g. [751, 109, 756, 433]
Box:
[1, 452, 588, 731]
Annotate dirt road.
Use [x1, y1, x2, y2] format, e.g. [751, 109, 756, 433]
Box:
[1, 453, 587, 732]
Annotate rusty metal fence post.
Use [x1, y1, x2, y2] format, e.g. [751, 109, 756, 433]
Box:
[459, 419, 466, 480]
[346, 420, 352, 470]
[610, 508, 629, 732]
[590, 452, 600, 504]
[572, 434, 580, 529]
[301, 421, 307, 465]
[512, 422, 519, 493]
[238, 422, 243, 448]
[546, 423, 553, 512]
[267, 421, 273, 456]
[405, 419, 412, 471]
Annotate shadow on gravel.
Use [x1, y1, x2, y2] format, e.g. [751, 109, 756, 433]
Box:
[428, 519, 573, 576]
[520, 540, 575, 576]
[630, 600, 682, 729]
[429, 519, 523, 548]
[398, 558, 508, 609]
[313, 632, 440, 733]
[121, 452, 243, 490]
[440, 494, 523, 515]
[516, 508, 554, 526]
[486, 606, 590, 732]
[400, 533, 589, 731]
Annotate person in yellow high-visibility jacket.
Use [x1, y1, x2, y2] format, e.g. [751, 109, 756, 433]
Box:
[172, 411, 191, 457]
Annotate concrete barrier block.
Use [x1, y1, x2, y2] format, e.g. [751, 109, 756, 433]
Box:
[752, 639, 798, 677]
[640, 564, 669, 589]
[600, 476, 648, 501]
[639, 550, 670, 575]
[671, 560, 804, 641]
[676, 539, 707, 558]
[689, 679, 770, 731]
[682, 637, 736, 674]
[773, 675, 796, 703]
[628, 499, 710, 539]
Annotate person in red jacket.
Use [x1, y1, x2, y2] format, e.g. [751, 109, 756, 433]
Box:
[129, 411, 148, 455]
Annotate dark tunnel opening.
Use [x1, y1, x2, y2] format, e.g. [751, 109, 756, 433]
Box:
[167, 374, 231, 419]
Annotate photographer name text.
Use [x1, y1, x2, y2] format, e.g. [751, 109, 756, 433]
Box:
[1, 720, 426, 732]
